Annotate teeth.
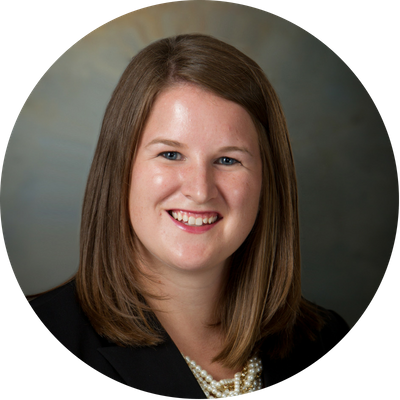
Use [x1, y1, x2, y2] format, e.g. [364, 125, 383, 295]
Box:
[170, 211, 218, 226]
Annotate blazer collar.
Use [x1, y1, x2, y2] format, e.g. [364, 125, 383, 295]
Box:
[98, 337, 206, 398]
[98, 334, 283, 396]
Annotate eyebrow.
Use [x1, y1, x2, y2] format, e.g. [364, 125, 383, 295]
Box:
[218, 146, 254, 157]
[145, 138, 253, 157]
[145, 138, 188, 149]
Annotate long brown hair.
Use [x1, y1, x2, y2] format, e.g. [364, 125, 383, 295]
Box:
[76, 33, 324, 369]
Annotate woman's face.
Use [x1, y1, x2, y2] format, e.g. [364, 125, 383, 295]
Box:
[129, 84, 262, 274]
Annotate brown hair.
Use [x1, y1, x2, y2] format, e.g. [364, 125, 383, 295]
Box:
[76, 33, 324, 369]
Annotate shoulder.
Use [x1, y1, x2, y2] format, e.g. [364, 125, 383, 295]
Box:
[263, 303, 351, 397]
[31, 280, 79, 315]
[30, 281, 120, 378]
[317, 308, 350, 353]
[28, 281, 125, 385]
[291, 306, 351, 390]
[30, 280, 89, 338]
[292, 305, 350, 364]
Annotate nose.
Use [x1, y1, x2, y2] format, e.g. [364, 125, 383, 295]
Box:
[180, 162, 218, 204]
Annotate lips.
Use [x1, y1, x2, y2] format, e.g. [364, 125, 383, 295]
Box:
[168, 209, 222, 233]
[168, 210, 220, 227]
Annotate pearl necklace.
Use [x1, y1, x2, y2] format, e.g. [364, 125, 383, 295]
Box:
[183, 354, 263, 398]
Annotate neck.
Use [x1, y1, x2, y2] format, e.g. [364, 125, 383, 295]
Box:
[138, 251, 230, 361]
[140, 259, 228, 329]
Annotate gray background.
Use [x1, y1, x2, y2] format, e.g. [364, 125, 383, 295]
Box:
[1, 1, 397, 328]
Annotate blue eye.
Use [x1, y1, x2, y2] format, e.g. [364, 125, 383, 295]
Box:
[160, 152, 182, 160]
[218, 157, 239, 165]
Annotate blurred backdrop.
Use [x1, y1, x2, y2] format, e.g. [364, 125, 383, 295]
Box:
[1, 1, 397, 328]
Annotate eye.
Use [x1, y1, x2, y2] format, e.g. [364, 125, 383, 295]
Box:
[159, 151, 182, 161]
[217, 157, 240, 166]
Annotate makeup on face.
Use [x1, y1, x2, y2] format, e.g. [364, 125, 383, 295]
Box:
[129, 84, 262, 273]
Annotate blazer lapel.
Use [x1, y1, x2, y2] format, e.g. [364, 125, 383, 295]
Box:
[100, 336, 290, 396]
[98, 337, 206, 398]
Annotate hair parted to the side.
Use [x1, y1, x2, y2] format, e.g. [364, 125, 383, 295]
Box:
[76, 33, 324, 369]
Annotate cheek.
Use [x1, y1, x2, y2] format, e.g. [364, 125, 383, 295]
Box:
[129, 164, 178, 214]
[224, 174, 262, 218]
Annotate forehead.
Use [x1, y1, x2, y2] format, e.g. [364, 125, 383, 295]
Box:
[139, 83, 260, 149]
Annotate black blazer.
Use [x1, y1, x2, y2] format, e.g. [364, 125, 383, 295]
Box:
[30, 281, 349, 398]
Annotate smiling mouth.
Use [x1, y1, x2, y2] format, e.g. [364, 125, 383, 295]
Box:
[168, 210, 220, 226]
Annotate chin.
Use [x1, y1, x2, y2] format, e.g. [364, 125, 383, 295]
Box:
[167, 256, 225, 273]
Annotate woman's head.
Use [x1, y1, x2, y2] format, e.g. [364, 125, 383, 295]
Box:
[83, 33, 294, 264]
[77, 34, 307, 368]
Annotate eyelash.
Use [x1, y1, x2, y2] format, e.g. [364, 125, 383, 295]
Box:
[159, 152, 240, 165]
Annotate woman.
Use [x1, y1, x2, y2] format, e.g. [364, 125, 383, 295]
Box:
[31, 34, 349, 398]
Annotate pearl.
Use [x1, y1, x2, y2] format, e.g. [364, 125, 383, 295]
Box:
[183, 353, 263, 398]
